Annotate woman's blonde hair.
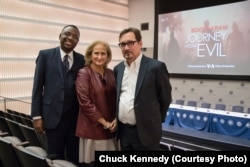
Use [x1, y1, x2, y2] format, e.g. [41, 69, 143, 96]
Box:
[84, 40, 112, 69]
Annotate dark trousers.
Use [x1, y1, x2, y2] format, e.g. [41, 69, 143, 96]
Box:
[45, 112, 79, 166]
[118, 122, 160, 151]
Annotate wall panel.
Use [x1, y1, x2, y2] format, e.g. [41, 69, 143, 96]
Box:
[0, 0, 128, 114]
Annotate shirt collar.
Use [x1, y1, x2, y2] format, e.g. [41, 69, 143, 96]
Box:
[124, 52, 143, 69]
[60, 48, 73, 61]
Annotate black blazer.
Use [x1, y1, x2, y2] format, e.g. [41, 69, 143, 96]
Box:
[31, 47, 84, 129]
[114, 55, 172, 147]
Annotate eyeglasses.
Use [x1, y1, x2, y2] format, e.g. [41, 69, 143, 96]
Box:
[118, 41, 138, 48]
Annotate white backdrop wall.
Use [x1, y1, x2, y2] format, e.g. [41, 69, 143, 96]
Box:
[0, 0, 128, 114]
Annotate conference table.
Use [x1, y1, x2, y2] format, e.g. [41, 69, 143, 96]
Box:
[164, 104, 250, 140]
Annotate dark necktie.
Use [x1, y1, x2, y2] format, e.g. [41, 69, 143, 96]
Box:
[63, 55, 70, 71]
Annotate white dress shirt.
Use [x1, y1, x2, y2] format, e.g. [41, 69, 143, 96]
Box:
[118, 53, 142, 125]
[60, 49, 73, 69]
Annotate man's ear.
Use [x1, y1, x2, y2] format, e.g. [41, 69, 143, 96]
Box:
[139, 40, 143, 47]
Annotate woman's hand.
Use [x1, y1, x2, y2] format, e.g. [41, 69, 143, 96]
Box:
[108, 118, 117, 133]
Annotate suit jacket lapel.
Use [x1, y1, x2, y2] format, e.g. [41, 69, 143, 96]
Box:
[55, 47, 64, 82]
[116, 63, 125, 98]
[135, 55, 148, 99]
[71, 51, 78, 72]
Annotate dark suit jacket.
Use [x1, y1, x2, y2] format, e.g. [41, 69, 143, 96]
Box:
[31, 47, 84, 129]
[114, 55, 172, 147]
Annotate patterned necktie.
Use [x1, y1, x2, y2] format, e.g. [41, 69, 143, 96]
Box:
[63, 55, 70, 71]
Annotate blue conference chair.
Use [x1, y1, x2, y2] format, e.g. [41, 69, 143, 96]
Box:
[187, 100, 197, 107]
[215, 104, 226, 110]
[231, 105, 244, 113]
[201, 102, 211, 109]
[175, 99, 184, 105]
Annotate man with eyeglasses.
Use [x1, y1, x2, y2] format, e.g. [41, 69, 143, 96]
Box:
[114, 27, 172, 150]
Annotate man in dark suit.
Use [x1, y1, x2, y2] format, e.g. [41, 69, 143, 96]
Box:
[114, 27, 172, 150]
[31, 25, 84, 165]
